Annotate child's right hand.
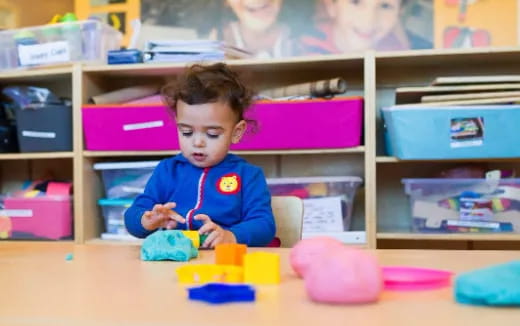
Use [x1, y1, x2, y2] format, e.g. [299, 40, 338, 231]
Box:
[141, 202, 186, 231]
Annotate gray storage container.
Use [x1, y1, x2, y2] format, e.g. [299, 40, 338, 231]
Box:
[15, 104, 72, 152]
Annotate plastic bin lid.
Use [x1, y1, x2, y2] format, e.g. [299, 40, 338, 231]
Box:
[382, 266, 453, 291]
[93, 161, 160, 170]
[402, 178, 520, 184]
[266, 176, 362, 184]
[98, 198, 134, 206]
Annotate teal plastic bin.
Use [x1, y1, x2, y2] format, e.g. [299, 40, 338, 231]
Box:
[382, 105, 520, 159]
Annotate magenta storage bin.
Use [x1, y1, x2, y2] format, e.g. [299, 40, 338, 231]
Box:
[82, 97, 363, 151]
[233, 97, 363, 150]
[3, 196, 72, 240]
[82, 105, 178, 151]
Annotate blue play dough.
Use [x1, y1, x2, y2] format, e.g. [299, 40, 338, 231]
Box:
[455, 261, 520, 306]
[141, 230, 198, 261]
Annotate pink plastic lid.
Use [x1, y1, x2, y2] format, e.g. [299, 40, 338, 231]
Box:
[382, 266, 453, 291]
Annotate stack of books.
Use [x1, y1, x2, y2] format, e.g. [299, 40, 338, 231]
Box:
[394, 75, 520, 106]
[143, 40, 252, 63]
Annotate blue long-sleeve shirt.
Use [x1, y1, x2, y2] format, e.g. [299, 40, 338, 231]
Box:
[124, 153, 276, 246]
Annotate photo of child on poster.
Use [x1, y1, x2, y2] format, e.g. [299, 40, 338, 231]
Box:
[140, 0, 433, 58]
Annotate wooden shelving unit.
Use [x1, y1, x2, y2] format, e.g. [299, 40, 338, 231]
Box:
[3, 46, 520, 249]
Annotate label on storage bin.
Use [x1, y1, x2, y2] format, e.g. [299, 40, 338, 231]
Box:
[123, 120, 164, 131]
[18, 41, 71, 66]
[0, 209, 33, 217]
[302, 196, 344, 233]
[450, 117, 484, 148]
[22, 130, 56, 139]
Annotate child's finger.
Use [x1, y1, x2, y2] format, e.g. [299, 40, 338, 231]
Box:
[168, 211, 186, 224]
[194, 214, 210, 223]
[143, 211, 153, 219]
[198, 222, 216, 235]
[202, 230, 221, 248]
[163, 202, 176, 210]
[152, 204, 164, 213]
[164, 220, 177, 230]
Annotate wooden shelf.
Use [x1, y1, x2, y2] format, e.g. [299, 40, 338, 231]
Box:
[0, 66, 73, 81]
[376, 156, 520, 163]
[82, 53, 364, 76]
[5, 47, 520, 249]
[84, 150, 180, 157]
[84, 147, 365, 157]
[0, 152, 74, 160]
[303, 231, 366, 244]
[377, 232, 520, 241]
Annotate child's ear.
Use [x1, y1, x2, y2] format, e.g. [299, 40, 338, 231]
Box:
[231, 120, 247, 144]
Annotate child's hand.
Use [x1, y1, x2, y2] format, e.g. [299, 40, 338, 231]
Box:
[195, 214, 237, 249]
[141, 202, 186, 231]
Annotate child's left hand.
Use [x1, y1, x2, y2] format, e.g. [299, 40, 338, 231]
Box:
[195, 214, 237, 249]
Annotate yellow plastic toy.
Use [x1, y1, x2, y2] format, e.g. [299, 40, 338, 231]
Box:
[181, 230, 201, 248]
[243, 252, 280, 285]
[176, 264, 244, 284]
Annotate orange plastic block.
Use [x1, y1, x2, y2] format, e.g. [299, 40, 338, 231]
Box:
[243, 252, 280, 285]
[176, 264, 244, 284]
[215, 243, 247, 266]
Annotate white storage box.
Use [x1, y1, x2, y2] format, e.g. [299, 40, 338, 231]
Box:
[267, 176, 362, 233]
[93, 161, 159, 199]
[0, 20, 121, 71]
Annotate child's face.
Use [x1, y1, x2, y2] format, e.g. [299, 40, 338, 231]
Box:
[176, 100, 246, 168]
[226, 0, 283, 31]
[327, 0, 402, 51]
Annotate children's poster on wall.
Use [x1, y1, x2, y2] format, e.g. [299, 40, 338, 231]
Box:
[434, 0, 518, 49]
[139, 0, 434, 59]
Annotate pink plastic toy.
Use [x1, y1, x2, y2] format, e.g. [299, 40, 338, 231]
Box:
[289, 237, 345, 278]
[382, 266, 453, 291]
[304, 247, 383, 304]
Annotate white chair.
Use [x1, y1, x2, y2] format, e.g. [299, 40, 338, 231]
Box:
[271, 196, 304, 247]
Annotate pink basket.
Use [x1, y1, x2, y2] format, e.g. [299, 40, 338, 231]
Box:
[82, 97, 363, 151]
[5, 196, 72, 240]
[82, 105, 179, 151]
[233, 97, 363, 150]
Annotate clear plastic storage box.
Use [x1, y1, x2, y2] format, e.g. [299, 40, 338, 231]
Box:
[93, 161, 159, 199]
[0, 20, 121, 71]
[267, 176, 363, 233]
[403, 178, 520, 233]
[98, 198, 133, 237]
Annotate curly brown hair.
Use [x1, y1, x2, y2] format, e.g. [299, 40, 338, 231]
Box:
[162, 63, 254, 122]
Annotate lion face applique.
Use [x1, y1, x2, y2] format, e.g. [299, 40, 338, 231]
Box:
[217, 173, 241, 195]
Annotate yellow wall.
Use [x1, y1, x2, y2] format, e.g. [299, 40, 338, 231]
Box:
[2, 0, 73, 28]
[434, 0, 518, 48]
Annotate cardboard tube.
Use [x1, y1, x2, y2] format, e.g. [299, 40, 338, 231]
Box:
[262, 78, 347, 98]
[89, 84, 161, 104]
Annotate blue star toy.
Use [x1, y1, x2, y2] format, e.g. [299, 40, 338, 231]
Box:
[187, 283, 256, 304]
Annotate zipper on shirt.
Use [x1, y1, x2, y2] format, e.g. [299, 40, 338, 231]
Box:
[186, 167, 209, 230]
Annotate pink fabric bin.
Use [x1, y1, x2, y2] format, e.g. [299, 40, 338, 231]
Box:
[233, 97, 363, 150]
[82, 97, 363, 151]
[4, 196, 72, 240]
[82, 105, 179, 151]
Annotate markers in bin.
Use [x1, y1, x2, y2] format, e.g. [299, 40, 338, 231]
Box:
[441, 219, 513, 233]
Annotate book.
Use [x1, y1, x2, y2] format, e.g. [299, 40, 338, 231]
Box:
[394, 96, 520, 108]
[421, 91, 520, 103]
[395, 84, 520, 104]
[432, 75, 520, 85]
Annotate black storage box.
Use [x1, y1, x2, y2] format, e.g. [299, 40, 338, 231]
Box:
[15, 104, 72, 152]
